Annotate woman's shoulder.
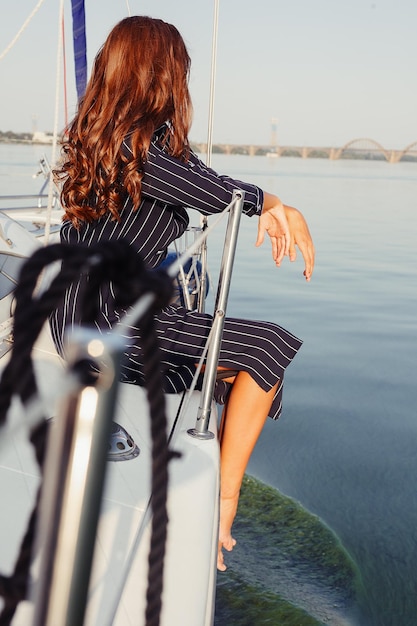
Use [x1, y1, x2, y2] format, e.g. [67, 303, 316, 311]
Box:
[121, 123, 170, 163]
[123, 123, 169, 147]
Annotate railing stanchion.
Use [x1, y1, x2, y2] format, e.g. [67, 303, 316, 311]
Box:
[31, 329, 123, 626]
[188, 189, 244, 440]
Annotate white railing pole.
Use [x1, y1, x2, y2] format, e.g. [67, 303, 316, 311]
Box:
[188, 190, 244, 439]
[31, 329, 123, 626]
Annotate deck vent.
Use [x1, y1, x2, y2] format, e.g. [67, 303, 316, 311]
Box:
[108, 421, 140, 462]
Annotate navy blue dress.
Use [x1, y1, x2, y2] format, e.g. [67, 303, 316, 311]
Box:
[49, 127, 302, 419]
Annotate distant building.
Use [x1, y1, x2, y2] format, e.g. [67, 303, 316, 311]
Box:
[32, 131, 54, 144]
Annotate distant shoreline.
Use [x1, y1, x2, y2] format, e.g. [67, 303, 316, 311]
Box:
[1, 132, 416, 163]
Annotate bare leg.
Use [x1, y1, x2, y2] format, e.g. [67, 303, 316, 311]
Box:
[217, 371, 279, 571]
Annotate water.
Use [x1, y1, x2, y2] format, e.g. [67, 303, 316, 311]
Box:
[1, 145, 417, 625]
[207, 154, 417, 625]
[0, 143, 52, 196]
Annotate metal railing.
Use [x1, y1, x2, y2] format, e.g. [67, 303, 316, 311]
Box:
[188, 189, 243, 439]
[32, 329, 124, 626]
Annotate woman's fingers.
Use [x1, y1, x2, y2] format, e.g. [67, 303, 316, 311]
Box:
[256, 204, 315, 279]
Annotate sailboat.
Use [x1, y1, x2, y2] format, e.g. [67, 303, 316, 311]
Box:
[0, 1, 235, 624]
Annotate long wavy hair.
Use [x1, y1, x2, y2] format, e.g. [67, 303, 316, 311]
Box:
[54, 16, 193, 227]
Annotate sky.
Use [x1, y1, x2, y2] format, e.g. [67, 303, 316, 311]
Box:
[0, 0, 416, 149]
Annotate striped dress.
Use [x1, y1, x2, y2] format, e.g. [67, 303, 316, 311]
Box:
[49, 126, 302, 420]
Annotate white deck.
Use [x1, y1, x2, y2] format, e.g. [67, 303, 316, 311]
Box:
[0, 210, 220, 625]
[0, 331, 219, 626]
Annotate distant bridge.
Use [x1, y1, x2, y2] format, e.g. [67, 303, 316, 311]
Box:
[192, 138, 417, 163]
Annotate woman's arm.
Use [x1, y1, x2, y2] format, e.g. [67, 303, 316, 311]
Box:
[136, 137, 315, 279]
[138, 140, 263, 216]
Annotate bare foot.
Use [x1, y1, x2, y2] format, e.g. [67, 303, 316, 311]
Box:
[217, 494, 239, 571]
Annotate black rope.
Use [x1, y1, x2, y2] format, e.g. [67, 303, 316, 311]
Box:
[0, 240, 176, 625]
[140, 308, 181, 626]
[0, 422, 48, 626]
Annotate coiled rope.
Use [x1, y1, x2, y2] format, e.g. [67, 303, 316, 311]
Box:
[0, 240, 175, 626]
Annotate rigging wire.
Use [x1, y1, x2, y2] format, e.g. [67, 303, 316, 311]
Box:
[198, 0, 220, 313]
[44, 0, 65, 246]
[206, 0, 220, 169]
[0, 0, 66, 246]
[0, 0, 46, 62]
[61, 14, 69, 130]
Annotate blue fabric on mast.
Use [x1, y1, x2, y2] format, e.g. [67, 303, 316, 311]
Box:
[71, 0, 87, 100]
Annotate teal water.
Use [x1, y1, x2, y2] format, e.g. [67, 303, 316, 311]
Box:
[207, 154, 417, 625]
[215, 476, 361, 626]
[1, 145, 417, 625]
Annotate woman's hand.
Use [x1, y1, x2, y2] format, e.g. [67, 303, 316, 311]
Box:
[284, 205, 315, 281]
[256, 193, 315, 281]
[256, 200, 290, 266]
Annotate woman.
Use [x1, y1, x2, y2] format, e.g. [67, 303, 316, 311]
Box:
[50, 16, 315, 571]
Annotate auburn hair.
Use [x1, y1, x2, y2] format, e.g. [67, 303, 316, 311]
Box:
[54, 16, 193, 227]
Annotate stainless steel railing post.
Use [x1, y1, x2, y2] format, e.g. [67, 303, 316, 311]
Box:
[188, 189, 244, 439]
[31, 328, 124, 626]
